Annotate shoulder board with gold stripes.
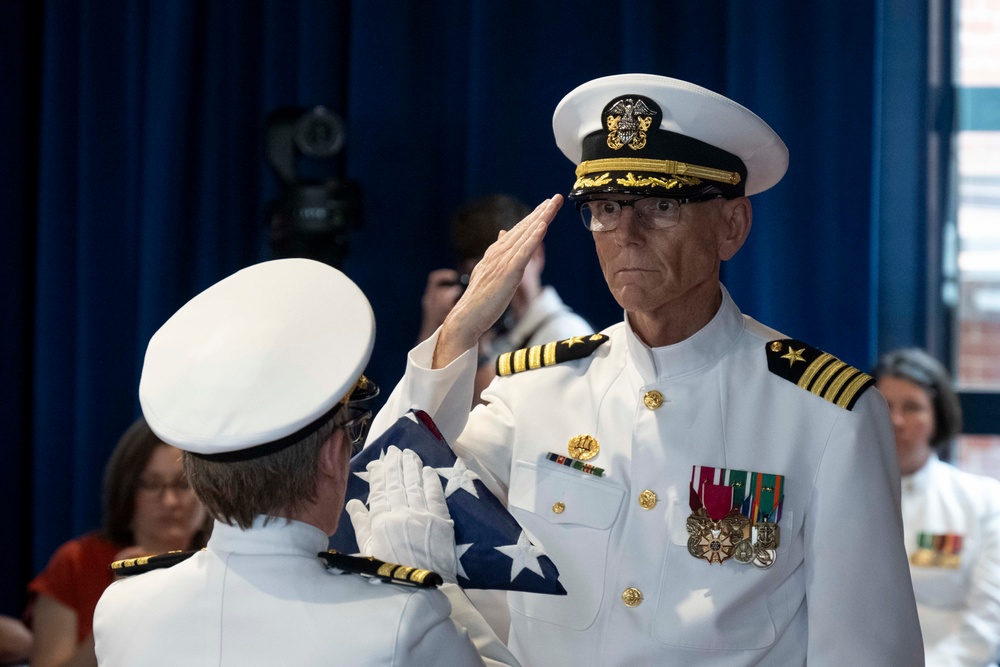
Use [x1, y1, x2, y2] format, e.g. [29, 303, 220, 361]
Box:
[496, 334, 609, 377]
[318, 550, 442, 588]
[109, 549, 198, 577]
[765, 339, 874, 410]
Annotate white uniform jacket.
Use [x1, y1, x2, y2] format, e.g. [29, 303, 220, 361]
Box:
[475, 284, 591, 640]
[374, 286, 923, 666]
[94, 517, 517, 666]
[903, 455, 1000, 666]
[493, 286, 592, 352]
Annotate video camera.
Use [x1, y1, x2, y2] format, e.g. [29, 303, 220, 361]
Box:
[265, 106, 361, 269]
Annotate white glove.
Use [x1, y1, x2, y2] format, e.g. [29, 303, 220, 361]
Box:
[347, 445, 458, 583]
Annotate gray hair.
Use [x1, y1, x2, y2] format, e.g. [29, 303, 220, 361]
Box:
[183, 411, 343, 529]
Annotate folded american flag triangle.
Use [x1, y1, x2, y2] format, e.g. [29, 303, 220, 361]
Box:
[330, 409, 566, 595]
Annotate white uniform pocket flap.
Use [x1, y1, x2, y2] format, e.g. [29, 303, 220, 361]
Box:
[509, 460, 624, 529]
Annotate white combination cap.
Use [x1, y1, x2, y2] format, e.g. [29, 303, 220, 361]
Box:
[139, 258, 375, 458]
[552, 73, 788, 200]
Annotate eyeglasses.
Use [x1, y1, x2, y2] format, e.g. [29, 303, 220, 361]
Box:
[340, 407, 373, 455]
[577, 194, 723, 232]
[137, 477, 193, 498]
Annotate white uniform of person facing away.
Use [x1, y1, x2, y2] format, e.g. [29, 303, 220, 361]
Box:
[93, 259, 517, 667]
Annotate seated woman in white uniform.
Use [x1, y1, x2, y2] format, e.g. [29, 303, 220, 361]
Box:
[874, 348, 1000, 667]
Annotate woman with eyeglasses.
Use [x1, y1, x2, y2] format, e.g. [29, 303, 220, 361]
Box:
[874, 348, 1000, 666]
[25, 417, 208, 667]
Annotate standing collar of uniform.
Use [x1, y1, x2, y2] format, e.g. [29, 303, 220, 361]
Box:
[206, 515, 330, 556]
[624, 283, 745, 382]
[901, 452, 939, 496]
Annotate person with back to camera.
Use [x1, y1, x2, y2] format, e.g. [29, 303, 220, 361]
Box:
[418, 194, 593, 407]
[369, 73, 924, 664]
[91, 221, 560, 664]
[26, 417, 208, 667]
[874, 348, 1000, 666]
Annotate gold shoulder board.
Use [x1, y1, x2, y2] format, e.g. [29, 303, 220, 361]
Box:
[109, 550, 198, 577]
[496, 334, 609, 377]
[765, 339, 874, 410]
[318, 551, 442, 588]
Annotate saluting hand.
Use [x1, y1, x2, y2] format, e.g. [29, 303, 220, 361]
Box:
[416, 268, 466, 344]
[433, 194, 563, 369]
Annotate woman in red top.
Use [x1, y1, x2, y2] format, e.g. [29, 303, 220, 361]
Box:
[26, 417, 209, 667]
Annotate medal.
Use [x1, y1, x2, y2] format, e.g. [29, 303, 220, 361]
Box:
[686, 508, 708, 537]
[754, 522, 780, 549]
[734, 538, 755, 563]
[911, 532, 964, 569]
[686, 509, 738, 564]
[748, 473, 782, 568]
[722, 511, 750, 538]
[685, 508, 714, 560]
[724, 511, 753, 563]
[686, 465, 786, 568]
[752, 546, 775, 569]
[690, 525, 736, 564]
[688, 481, 740, 564]
[688, 534, 705, 559]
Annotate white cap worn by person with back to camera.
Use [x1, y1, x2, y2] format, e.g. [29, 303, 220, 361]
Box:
[138, 258, 376, 459]
[552, 72, 789, 201]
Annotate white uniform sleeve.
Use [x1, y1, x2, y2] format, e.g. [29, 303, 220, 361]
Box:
[926, 484, 1000, 666]
[804, 390, 924, 664]
[370, 329, 478, 447]
[393, 588, 484, 666]
[370, 328, 514, 499]
[440, 584, 520, 667]
[394, 586, 520, 667]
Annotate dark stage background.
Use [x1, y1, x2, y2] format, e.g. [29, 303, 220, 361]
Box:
[0, 0, 940, 616]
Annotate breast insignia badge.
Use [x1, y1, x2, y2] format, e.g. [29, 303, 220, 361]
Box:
[567, 434, 600, 461]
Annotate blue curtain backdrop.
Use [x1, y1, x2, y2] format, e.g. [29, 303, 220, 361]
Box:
[0, 0, 936, 616]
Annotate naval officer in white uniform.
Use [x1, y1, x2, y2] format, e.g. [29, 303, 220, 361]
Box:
[875, 348, 1000, 666]
[369, 74, 924, 665]
[92, 259, 520, 666]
